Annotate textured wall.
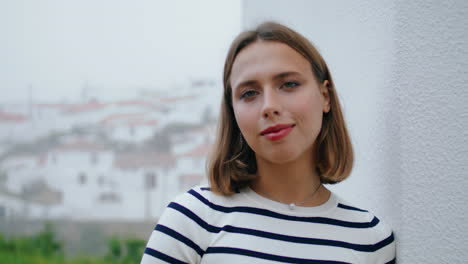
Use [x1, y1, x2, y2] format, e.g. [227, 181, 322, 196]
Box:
[395, 0, 468, 263]
[242, 0, 468, 263]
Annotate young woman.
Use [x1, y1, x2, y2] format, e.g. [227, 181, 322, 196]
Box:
[141, 22, 396, 264]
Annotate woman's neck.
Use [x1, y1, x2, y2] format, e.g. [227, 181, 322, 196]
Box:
[251, 155, 329, 207]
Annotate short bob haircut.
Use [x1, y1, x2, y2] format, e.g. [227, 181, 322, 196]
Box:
[208, 22, 353, 195]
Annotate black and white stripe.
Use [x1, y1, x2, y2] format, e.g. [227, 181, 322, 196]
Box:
[142, 186, 396, 264]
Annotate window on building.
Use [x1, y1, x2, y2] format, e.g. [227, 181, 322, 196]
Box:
[98, 192, 121, 203]
[144, 172, 157, 189]
[90, 153, 99, 166]
[0, 171, 7, 184]
[0, 206, 6, 218]
[98, 175, 105, 186]
[78, 172, 87, 185]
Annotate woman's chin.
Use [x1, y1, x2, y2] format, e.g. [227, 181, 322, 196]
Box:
[258, 152, 300, 166]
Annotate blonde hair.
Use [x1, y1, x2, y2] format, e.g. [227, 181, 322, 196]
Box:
[208, 22, 354, 195]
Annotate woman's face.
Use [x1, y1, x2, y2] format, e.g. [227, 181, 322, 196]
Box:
[230, 41, 330, 165]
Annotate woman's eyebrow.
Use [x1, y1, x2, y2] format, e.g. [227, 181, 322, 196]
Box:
[233, 80, 258, 92]
[233, 71, 302, 92]
[273, 71, 302, 80]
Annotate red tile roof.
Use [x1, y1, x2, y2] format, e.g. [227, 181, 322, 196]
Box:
[99, 113, 158, 127]
[35, 101, 108, 113]
[113, 152, 176, 169]
[63, 101, 108, 113]
[115, 99, 160, 109]
[159, 95, 197, 103]
[53, 139, 108, 152]
[35, 103, 70, 109]
[180, 173, 204, 181]
[179, 143, 211, 158]
[0, 111, 29, 122]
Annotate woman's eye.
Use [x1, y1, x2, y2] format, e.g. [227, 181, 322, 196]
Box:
[282, 81, 300, 89]
[240, 90, 258, 99]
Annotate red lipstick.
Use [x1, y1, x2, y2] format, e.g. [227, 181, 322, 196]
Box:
[260, 124, 295, 141]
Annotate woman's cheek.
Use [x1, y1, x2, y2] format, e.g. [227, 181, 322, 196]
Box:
[235, 108, 254, 134]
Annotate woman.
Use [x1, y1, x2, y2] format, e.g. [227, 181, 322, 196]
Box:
[141, 22, 396, 264]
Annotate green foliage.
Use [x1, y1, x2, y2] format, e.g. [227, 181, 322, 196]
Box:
[123, 239, 146, 263]
[107, 237, 122, 260]
[104, 237, 146, 263]
[0, 223, 64, 264]
[0, 224, 146, 264]
[0, 223, 63, 257]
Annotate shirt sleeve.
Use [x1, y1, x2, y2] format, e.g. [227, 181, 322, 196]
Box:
[140, 193, 206, 264]
[368, 219, 397, 264]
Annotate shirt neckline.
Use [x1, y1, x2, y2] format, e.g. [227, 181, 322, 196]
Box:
[241, 186, 338, 215]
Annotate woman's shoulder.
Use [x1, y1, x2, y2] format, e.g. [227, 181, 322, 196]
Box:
[331, 193, 395, 242]
[173, 184, 222, 202]
[143, 185, 227, 263]
[168, 184, 233, 216]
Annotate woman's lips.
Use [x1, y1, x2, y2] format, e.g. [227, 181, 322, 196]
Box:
[261, 124, 295, 141]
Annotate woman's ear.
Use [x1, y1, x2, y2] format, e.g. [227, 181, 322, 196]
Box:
[321, 80, 331, 113]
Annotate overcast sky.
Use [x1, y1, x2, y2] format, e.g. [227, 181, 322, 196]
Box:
[0, 0, 241, 102]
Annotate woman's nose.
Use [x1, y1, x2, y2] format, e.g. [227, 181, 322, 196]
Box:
[262, 90, 281, 119]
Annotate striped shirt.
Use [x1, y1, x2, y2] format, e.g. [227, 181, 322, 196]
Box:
[141, 186, 396, 263]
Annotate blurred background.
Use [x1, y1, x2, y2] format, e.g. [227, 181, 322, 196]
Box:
[1, 0, 467, 263]
[0, 0, 240, 263]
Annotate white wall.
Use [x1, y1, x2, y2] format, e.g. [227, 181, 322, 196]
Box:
[242, 0, 468, 263]
[395, 1, 468, 262]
